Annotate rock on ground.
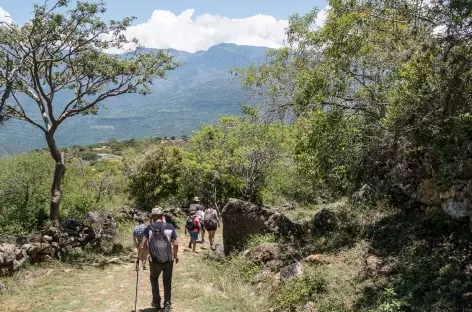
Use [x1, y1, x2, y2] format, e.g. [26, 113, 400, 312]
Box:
[441, 199, 470, 220]
[280, 262, 304, 283]
[221, 199, 304, 255]
[245, 243, 295, 265]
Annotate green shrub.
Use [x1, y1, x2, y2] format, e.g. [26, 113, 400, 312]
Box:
[0, 152, 128, 235]
[274, 268, 328, 311]
[245, 233, 277, 249]
[0, 152, 51, 235]
[124, 145, 183, 208]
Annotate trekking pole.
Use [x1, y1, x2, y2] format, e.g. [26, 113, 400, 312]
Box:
[133, 259, 139, 312]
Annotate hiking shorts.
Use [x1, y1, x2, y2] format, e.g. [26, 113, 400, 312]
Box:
[189, 232, 199, 241]
[137, 247, 149, 261]
[205, 224, 217, 231]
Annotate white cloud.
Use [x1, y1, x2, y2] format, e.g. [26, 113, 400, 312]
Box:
[109, 9, 289, 53]
[315, 7, 329, 27]
[0, 5, 331, 53]
[0, 7, 14, 25]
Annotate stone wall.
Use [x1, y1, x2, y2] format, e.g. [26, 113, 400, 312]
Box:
[0, 212, 117, 276]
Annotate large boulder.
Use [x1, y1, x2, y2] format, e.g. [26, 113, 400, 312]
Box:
[221, 199, 304, 255]
[312, 206, 339, 236]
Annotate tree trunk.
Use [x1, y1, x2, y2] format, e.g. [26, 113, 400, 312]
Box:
[46, 132, 65, 224]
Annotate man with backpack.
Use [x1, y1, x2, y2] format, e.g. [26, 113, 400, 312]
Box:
[185, 206, 201, 253]
[203, 206, 220, 248]
[140, 207, 179, 312]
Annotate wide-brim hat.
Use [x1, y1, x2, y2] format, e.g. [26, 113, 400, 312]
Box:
[151, 206, 163, 216]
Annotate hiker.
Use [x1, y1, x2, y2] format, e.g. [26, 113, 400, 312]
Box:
[140, 207, 179, 312]
[132, 216, 148, 270]
[184, 207, 201, 252]
[190, 197, 205, 242]
[203, 206, 220, 248]
[163, 208, 180, 230]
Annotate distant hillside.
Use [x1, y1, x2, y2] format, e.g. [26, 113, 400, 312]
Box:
[0, 43, 268, 153]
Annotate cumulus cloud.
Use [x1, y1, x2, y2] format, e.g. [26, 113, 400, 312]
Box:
[315, 7, 329, 27]
[0, 7, 14, 24]
[109, 9, 289, 53]
[0, 5, 331, 53]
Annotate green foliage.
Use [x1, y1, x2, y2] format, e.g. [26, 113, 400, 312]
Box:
[0, 153, 51, 234]
[0, 152, 128, 235]
[79, 150, 99, 162]
[238, 0, 472, 197]
[245, 234, 277, 249]
[296, 110, 364, 196]
[372, 289, 407, 312]
[124, 145, 183, 208]
[182, 115, 293, 206]
[274, 268, 328, 311]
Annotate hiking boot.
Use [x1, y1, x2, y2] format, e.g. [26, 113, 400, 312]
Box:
[163, 302, 172, 312]
[151, 301, 162, 311]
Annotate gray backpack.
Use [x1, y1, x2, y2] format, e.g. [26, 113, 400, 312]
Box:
[204, 209, 217, 228]
[148, 223, 172, 263]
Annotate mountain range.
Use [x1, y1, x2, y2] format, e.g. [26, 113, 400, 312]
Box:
[0, 43, 268, 155]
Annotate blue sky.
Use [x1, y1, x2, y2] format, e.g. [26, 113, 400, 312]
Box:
[1, 0, 327, 23]
[0, 0, 329, 52]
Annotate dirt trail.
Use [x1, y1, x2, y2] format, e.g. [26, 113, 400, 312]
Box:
[1, 229, 222, 312]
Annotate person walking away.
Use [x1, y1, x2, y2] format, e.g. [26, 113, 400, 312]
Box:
[190, 197, 205, 242]
[140, 207, 179, 312]
[203, 206, 220, 248]
[132, 216, 148, 270]
[196, 207, 205, 243]
[185, 207, 201, 252]
[163, 208, 180, 229]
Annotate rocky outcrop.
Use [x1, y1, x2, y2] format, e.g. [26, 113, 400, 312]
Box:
[312, 206, 339, 236]
[0, 212, 117, 276]
[415, 179, 472, 220]
[221, 199, 304, 255]
[388, 179, 472, 222]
